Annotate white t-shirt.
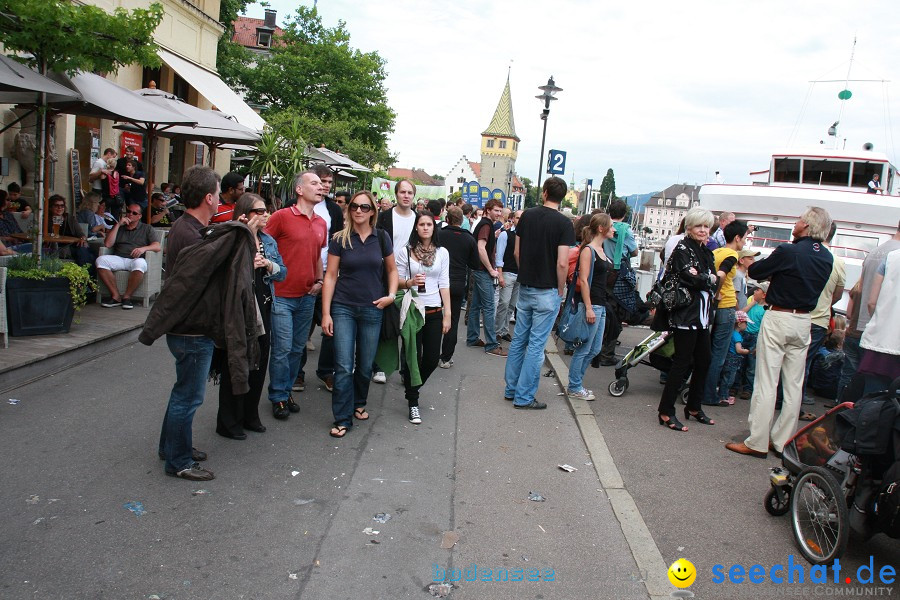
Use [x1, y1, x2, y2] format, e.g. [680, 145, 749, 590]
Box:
[313, 201, 332, 272]
[90, 157, 106, 191]
[391, 210, 416, 256]
[396, 246, 450, 308]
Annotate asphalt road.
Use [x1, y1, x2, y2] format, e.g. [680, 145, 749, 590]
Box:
[1, 328, 646, 600]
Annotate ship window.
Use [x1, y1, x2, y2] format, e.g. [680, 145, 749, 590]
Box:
[801, 159, 850, 186]
[773, 158, 801, 183]
[747, 225, 792, 250]
[830, 233, 879, 260]
[850, 162, 883, 189]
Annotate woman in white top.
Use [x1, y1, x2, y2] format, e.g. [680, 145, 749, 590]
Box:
[395, 212, 451, 424]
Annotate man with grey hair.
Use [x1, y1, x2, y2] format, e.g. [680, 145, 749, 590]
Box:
[709, 212, 735, 249]
[727, 206, 833, 458]
[265, 170, 327, 420]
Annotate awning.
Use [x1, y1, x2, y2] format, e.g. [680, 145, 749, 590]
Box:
[306, 146, 371, 172]
[158, 48, 266, 132]
[0, 55, 81, 104]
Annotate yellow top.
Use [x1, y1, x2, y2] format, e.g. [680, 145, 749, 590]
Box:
[713, 247, 739, 309]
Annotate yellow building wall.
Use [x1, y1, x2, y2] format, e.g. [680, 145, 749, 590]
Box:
[479, 136, 518, 161]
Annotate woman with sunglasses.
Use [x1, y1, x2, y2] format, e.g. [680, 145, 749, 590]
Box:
[395, 212, 451, 423]
[322, 191, 398, 438]
[213, 193, 286, 439]
[46, 194, 95, 268]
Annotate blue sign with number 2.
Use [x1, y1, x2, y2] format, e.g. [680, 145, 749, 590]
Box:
[547, 149, 566, 175]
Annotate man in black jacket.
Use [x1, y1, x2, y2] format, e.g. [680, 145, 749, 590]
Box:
[439, 206, 479, 367]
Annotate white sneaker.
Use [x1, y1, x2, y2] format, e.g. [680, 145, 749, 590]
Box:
[409, 406, 422, 424]
[439, 359, 453, 369]
[306, 340, 316, 352]
[568, 388, 595, 401]
[372, 371, 386, 384]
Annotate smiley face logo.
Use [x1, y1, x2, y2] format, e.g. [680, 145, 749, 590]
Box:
[668, 558, 696, 588]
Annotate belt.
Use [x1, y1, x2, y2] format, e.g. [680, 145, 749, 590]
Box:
[425, 306, 443, 315]
[768, 305, 809, 314]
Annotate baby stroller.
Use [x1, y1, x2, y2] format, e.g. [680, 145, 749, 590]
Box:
[764, 377, 900, 564]
[607, 330, 690, 400]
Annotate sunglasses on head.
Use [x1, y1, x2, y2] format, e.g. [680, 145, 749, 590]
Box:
[249, 207, 269, 215]
[349, 202, 373, 213]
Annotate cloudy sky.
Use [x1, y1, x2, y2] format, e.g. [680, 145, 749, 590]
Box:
[244, 0, 900, 195]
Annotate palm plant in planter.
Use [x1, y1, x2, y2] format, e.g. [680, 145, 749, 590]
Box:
[4, 254, 96, 336]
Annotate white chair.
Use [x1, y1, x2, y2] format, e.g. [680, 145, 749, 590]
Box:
[0, 266, 8, 348]
[95, 246, 163, 308]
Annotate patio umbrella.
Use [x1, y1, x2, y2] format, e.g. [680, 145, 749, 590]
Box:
[306, 146, 372, 173]
[0, 55, 81, 133]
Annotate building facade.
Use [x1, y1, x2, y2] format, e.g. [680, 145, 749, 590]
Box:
[479, 76, 519, 198]
[642, 184, 700, 241]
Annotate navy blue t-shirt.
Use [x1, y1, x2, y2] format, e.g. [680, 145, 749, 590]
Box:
[329, 230, 392, 306]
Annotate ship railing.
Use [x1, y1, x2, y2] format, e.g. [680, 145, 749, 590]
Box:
[747, 237, 869, 260]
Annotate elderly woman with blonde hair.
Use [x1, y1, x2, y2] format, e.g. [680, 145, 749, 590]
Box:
[652, 206, 720, 431]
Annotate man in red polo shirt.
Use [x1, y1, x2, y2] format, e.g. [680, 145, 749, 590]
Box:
[265, 171, 327, 420]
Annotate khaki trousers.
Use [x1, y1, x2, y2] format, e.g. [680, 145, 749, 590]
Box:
[745, 310, 811, 453]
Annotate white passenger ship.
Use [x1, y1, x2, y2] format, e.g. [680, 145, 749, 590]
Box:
[699, 147, 900, 309]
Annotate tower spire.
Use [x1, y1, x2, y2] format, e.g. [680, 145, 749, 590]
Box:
[482, 74, 518, 140]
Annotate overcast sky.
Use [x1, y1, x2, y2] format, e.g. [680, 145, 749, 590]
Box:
[243, 0, 900, 195]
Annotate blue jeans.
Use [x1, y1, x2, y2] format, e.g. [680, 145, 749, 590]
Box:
[331, 302, 382, 428]
[504, 286, 561, 406]
[802, 324, 828, 402]
[742, 331, 759, 392]
[568, 305, 606, 392]
[466, 270, 498, 351]
[702, 307, 736, 405]
[267, 295, 316, 403]
[718, 353, 743, 401]
[158, 334, 215, 473]
[837, 334, 863, 401]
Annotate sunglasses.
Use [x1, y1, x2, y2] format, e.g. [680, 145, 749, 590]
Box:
[52, 204, 65, 208]
[249, 207, 269, 215]
[127, 210, 143, 216]
[348, 202, 373, 213]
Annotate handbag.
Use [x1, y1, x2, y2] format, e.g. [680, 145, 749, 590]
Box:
[557, 247, 596, 346]
[646, 250, 694, 311]
[376, 229, 402, 341]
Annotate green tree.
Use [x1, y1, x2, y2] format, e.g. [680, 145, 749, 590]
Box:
[599, 168, 617, 209]
[522, 177, 540, 208]
[222, 7, 396, 167]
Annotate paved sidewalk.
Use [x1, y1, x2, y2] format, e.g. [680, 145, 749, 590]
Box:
[0, 328, 650, 599]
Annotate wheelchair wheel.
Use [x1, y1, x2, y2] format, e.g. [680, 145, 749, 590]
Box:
[678, 387, 690, 405]
[765, 487, 790, 516]
[608, 378, 628, 397]
[790, 466, 849, 564]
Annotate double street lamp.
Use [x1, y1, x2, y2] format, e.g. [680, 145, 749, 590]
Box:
[535, 76, 563, 191]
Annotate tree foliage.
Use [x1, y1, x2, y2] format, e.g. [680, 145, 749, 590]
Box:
[599, 168, 617, 209]
[0, 0, 163, 74]
[522, 177, 540, 208]
[220, 7, 396, 168]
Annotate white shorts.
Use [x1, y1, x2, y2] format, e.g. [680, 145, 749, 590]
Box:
[95, 254, 148, 273]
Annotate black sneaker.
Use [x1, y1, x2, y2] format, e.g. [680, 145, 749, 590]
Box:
[101, 297, 121, 308]
[166, 462, 215, 481]
[287, 395, 300, 413]
[273, 401, 290, 420]
[514, 400, 547, 410]
[409, 406, 422, 424]
[121, 298, 134, 310]
[158, 447, 207, 462]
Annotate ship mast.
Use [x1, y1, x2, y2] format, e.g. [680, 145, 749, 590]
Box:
[833, 37, 856, 149]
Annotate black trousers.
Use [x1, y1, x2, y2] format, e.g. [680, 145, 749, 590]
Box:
[657, 328, 710, 417]
[217, 333, 270, 435]
[440, 288, 465, 362]
[404, 310, 444, 406]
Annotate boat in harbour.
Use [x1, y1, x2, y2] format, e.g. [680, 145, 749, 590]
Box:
[699, 146, 900, 309]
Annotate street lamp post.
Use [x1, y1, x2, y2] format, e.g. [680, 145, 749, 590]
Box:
[535, 76, 563, 194]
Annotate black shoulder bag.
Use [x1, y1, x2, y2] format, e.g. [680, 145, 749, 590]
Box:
[377, 230, 401, 341]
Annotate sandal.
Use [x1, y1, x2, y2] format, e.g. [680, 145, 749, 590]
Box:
[799, 412, 817, 422]
[353, 407, 369, 421]
[658, 414, 688, 432]
[684, 408, 715, 425]
[329, 425, 348, 438]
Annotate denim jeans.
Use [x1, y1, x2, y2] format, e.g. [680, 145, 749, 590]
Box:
[331, 302, 382, 428]
[742, 331, 759, 392]
[702, 307, 736, 405]
[496, 272, 519, 337]
[466, 270, 498, 351]
[158, 334, 215, 473]
[267, 295, 316, 403]
[837, 334, 863, 401]
[801, 324, 828, 402]
[718, 353, 743, 401]
[568, 305, 606, 392]
[504, 286, 561, 406]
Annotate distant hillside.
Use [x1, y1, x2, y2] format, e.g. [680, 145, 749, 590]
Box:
[621, 191, 659, 214]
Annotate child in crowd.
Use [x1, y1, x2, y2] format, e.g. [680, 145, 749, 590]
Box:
[736, 281, 768, 399]
[718, 310, 753, 405]
[809, 325, 846, 401]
